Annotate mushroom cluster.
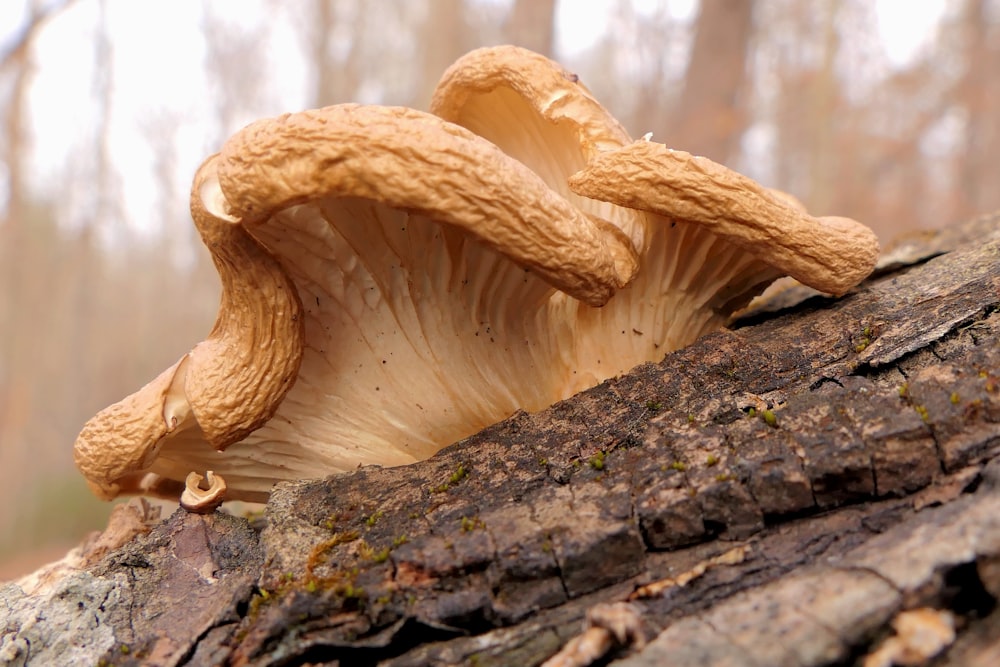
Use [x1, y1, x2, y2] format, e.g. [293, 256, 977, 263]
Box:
[74, 46, 879, 505]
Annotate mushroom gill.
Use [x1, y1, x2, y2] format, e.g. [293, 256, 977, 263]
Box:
[74, 46, 879, 503]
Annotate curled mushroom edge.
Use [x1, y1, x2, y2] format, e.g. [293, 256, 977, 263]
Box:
[74, 45, 879, 504]
[180, 470, 228, 514]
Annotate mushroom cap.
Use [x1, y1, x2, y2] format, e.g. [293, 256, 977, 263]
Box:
[74, 46, 879, 503]
[432, 46, 879, 296]
[73, 104, 642, 501]
[567, 140, 880, 296]
[432, 45, 631, 158]
[215, 104, 639, 305]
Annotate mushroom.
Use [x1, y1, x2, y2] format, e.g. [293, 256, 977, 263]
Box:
[74, 46, 879, 504]
[179, 470, 228, 514]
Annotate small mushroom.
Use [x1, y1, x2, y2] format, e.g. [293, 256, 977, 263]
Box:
[74, 46, 878, 503]
[179, 470, 227, 514]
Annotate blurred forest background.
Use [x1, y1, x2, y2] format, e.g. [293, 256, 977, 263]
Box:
[1, 0, 998, 578]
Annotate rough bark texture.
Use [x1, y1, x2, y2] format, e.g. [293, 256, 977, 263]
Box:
[2, 212, 999, 667]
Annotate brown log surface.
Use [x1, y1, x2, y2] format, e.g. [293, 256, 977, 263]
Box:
[2, 213, 999, 667]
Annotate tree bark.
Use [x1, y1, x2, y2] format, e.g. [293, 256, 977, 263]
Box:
[2, 213, 999, 666]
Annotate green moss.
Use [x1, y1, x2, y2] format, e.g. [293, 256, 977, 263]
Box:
[747, 407, 756, 419]
[588, 451, 606, 470]
[460, 515, 485, 532]
[431, 463, 469, 493]
[328, 531, 360, 547]
[358, 540, 391, 563]
[950, 391, 961, 405]
[246, 589, 275, 625]
[854, 324, 874, 352]
[392, 535, 409, 547]
[762, 409, 777, 428]
[365, 510, 384, 527]
[706, 454, 719, 467]
[914, 404, 931, 423]
[342, 584, 366, 600]
[645, 399, 663, 412]
[305, 531, 360, 579]
[322, 511, 355, 531]
[898, 383, 909, 399]
[670, 461, 687, 472]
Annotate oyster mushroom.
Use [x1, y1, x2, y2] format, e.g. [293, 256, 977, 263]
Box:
[74, 47, 878, 504]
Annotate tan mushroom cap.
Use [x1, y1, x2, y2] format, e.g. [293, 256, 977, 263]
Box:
[432, 45, 646, 246]
[217, 104, 638, 306]
[432, 45, 879, 297]
[567, 140, 880, 296]
[432, 44, 631, 158]
[73, 104, 642, 502]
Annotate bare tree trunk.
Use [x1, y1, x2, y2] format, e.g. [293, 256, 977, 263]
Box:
[504, 0, 557, 57]
[308, 0, 361, 106]
[63, 0, 112, 424]
[415, 0, 469, 108]
[0, 0, 78, 537]
[803, 0, 839, 214]
[0, 16, 35, 479]
[665, 0, 754, 164]
[958, 0, 998, 219]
